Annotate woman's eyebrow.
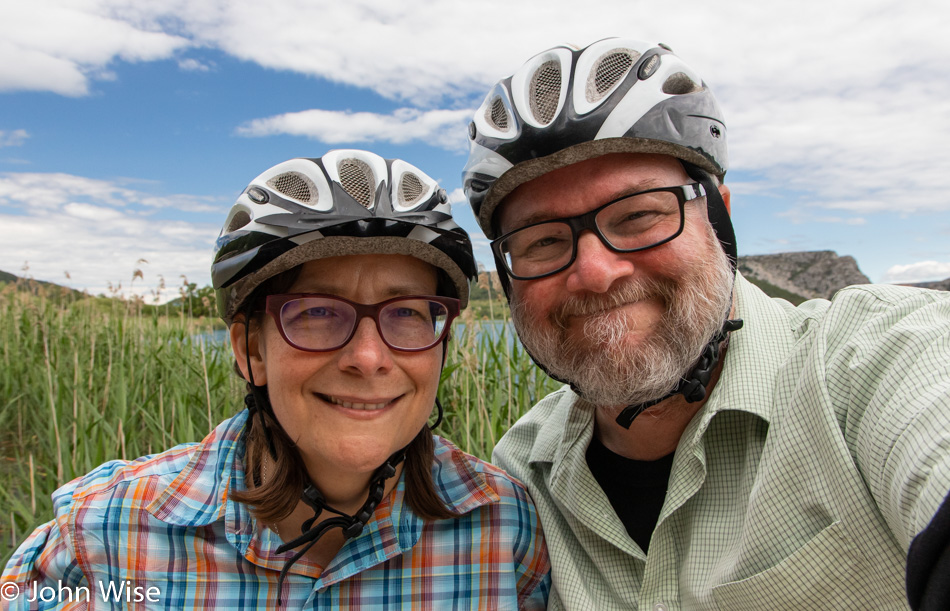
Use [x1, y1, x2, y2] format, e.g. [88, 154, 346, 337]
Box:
[291, 284, 434, 298]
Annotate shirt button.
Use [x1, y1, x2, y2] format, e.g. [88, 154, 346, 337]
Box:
[653, 604, 668, 611]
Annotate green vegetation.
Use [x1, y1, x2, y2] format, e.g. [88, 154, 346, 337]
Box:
[0, 277, 560, 566]
[741, 275, 808, 305]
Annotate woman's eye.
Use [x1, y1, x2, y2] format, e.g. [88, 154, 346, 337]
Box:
[394, 307, 421, 318]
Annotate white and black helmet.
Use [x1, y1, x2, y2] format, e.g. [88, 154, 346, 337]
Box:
[213, 150, 477, 322]
[462, 37, 734, 265]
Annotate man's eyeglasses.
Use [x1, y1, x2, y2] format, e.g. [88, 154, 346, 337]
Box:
[491, 183, 705, 280]
[264, 294, 460, 352]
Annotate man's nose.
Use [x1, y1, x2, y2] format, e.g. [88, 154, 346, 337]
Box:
[564, 231, 635, 294]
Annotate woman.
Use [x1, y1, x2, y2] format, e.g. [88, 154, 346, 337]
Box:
[2, 151, 550, 609]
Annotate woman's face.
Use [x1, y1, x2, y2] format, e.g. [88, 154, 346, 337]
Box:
[237, 254, 444, 480]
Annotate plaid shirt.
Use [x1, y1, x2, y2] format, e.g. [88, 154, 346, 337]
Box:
[3, 411, 550, 609]
[494, 273, 950, 610]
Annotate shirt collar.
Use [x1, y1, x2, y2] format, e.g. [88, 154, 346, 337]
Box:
[145, 412, 500, 583]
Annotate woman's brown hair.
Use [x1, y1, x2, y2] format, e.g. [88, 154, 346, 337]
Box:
[230, 264, 459, 523]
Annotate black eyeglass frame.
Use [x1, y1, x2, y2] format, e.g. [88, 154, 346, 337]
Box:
[263, 293, 461, 353]
[491, 183, 705, 281]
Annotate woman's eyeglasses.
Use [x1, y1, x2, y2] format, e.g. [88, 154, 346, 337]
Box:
[264, 294, 460, 352]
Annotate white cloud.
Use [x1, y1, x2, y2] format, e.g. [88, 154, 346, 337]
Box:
[237, 108, 472, 151]
[881, 260, 950, 283]
[446, 188, 466, 205]
[2, 210, 218, 302]
[0, 1, 190, 95]
[0, 172, 225, 300]
[0, 130, 29, 148]
[4, 0, 950, 282]
[178, 58, 212, 72]
[121, 1, 950, 219]
[0, 172, 222, 212]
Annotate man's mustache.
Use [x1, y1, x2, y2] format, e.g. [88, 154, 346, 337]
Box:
[551, 278, 677, 330]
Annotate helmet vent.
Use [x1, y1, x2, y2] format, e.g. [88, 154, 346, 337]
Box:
[398, 172, 425, 206]
[587, 50, 639, 102]
[488, 97, 510, 131]
[663, 72, 701, 95]
[530, 60, 561, 125]
[267, 171, 317, 205]
[226, 210, 251, 233]
[338, 158, 375, 208]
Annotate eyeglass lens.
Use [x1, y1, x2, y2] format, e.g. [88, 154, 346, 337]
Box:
[499, 189, 684, 279]
[278, 297, 450, 351]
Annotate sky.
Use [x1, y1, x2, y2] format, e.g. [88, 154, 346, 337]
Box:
[2, 0, 949, 303]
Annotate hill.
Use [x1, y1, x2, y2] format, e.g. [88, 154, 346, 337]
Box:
[737, 251, 872, 304]
[5, 252, 948, 315]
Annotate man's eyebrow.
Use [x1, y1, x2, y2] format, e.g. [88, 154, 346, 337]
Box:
[503, 178, 672, 230]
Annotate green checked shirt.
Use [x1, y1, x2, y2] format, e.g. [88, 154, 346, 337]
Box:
[494, 273, 950, 610]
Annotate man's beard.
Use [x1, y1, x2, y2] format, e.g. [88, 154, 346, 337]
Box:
[510, 227, 735, 410]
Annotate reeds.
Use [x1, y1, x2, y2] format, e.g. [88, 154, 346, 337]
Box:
[0, 282, 560, 564]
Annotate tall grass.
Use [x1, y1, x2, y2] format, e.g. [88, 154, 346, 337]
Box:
[0, 281, 560, 565]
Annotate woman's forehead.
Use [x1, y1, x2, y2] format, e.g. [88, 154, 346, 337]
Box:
[288, 254, 438, 298]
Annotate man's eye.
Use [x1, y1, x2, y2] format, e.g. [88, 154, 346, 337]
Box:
[530, 236, 564, 249]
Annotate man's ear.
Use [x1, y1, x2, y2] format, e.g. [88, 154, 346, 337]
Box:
[718, 183, 731, 215]
[230, 315, 267, 386]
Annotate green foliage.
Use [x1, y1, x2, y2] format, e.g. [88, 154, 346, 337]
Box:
[0, 283, 559, 566]
[0, 283, 244, 565]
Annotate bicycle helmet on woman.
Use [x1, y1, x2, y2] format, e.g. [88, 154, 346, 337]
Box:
[215, 149, 475, 323]
[461, 37, 741, 427]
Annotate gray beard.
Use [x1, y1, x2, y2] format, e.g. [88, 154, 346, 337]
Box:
[510, 228, 735, 409]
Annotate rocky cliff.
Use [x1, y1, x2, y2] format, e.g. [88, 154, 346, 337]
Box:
[738, 250, 872, 303]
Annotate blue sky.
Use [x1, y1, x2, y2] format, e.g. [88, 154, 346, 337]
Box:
[2, 0, 949, 302]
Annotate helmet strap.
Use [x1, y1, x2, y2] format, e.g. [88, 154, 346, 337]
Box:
[613, 318, 743, 428]
[273, 448, 407, 606]
[683, 163, 738, 272]
[430, 397, 444, 430]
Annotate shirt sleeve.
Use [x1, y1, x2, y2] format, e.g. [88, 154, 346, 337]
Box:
[822, 286, 950, 599]
[1, 482, 89, 610]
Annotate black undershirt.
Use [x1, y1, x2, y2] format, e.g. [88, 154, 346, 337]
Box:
[585, 436, 675, 553]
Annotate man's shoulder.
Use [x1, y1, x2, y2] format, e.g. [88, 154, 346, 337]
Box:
[831, 282, 950, 309]
[817, 282, 950, 344]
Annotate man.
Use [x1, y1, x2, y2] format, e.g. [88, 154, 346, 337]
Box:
[462, 37, 949, 610]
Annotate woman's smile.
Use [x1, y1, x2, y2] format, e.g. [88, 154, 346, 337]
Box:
[318, 392, 401, 412]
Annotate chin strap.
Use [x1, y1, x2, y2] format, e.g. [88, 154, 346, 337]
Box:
[614, 318, 744, 429]
[273, 448, 406, 607]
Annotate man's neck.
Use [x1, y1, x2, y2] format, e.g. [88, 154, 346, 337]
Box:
[593, 352, 727, 461]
